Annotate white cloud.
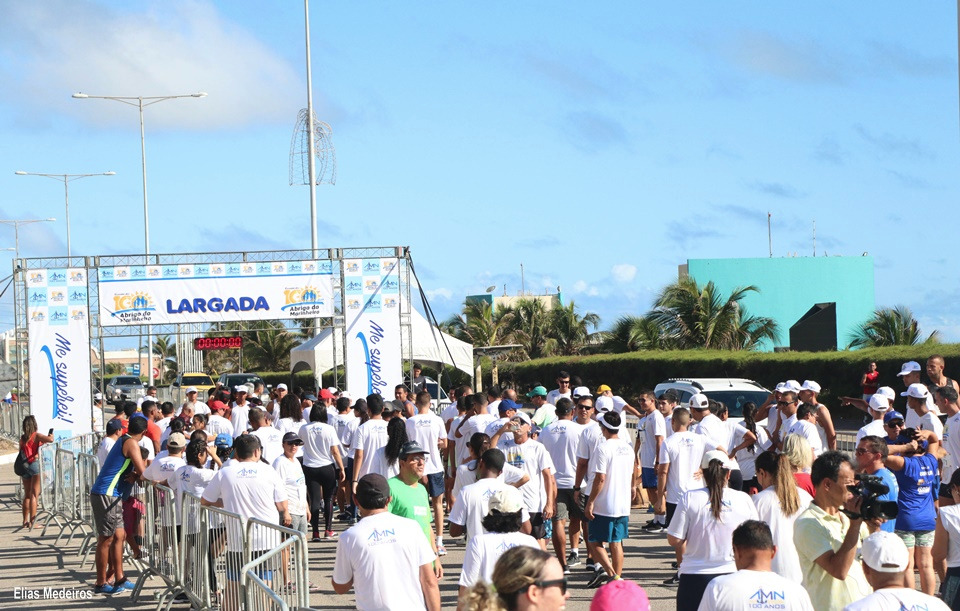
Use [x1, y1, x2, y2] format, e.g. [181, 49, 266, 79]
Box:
[611, 263, 637, 284]
[570, 280, 599, 297]
[425, 288, 453, 301]
[1, 1, 316, 129]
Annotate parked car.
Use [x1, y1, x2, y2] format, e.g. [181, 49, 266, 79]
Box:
[217, 373, 268, 400]
[163, 371, 217, 405]
[106, 375, 146, 404]
[654, 378, 771, 423]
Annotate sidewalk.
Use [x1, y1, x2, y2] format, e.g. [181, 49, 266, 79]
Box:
[0, 462, 681, 609]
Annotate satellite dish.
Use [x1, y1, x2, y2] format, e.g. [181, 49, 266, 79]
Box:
[485, 285, 496, 293]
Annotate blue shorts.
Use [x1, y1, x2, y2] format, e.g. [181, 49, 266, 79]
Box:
[589, 514, 629, 543]
[641, 467, 657, 489]
[425, 472, 445, 498]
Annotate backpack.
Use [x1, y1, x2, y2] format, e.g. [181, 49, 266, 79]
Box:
[13, 450, 27, 477]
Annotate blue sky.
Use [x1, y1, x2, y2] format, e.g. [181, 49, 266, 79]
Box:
[0, 1, 958, 346]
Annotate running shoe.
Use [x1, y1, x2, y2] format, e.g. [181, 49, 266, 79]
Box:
[662, 573, 680, 586]
[586, 571, 609, 589]
[94, 584, 119, 595]
[642, 522, 665, 533]
[324, 530, 338, 540]
[585, 559, 597, 572]
[566, 551, 581, 567]
[113, 579, 136, 591]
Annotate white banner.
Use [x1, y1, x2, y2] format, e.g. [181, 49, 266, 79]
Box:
[26, 268, 93, 437]
[97, 260, 335, 326]
[345, 258, 402, 397]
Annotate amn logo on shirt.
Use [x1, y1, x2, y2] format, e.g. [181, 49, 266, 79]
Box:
[496, 541, 520, 553]
[367, 528, 396, 543]
[236, 467, 259, 478]
[749, 588, 785, 605]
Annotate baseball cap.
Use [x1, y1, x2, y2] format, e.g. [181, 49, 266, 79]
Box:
[167, 432, 187, 450]
[94, 392, 103, 401]
[774, 382, 787, 393]
[276, 383, 288, 391]
[800, 380, 821, 394]
[340, 390, 351, 400]
[688, 394, 710, 410]
[898, 361, 922, 377]
[590, 579, 650, 611]
[356, 474, 391, 508]
[488, 486, 524, 514]
[234, 385, 248, 393]
[327, 387, 340, 395]
[783, 380, 802, 393]
[498, 399, 522, 413]
[185, 386, 198, 394]
[595, 395, 615, 413]
[511, 411, 532, 426]
[215, 433, 233, 448]
[399, 441, 427, 458]
[868, 394, 891, 412]
[303, 394, 318, 402]
[883, 410, 905, 425]
[596, 384, 612, 394]
[319, 388, 334, 400]
[901, 383, 930, 399]
[282, 432, 303, 445]
[861, 531, 909, 573]
[526, 385, 548, 398]
[106, 419, 123, 434]
[876, 386, 897, 400]
[701, 449, 735, 470]
[572, 386, 592, 398]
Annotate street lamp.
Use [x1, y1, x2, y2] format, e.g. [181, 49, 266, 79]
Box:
[15, 171, 115, 257]
[0, 218, 57, 262]
[73, 91, 206, 387]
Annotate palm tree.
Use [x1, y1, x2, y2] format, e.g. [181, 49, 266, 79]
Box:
[152, 334, 178, 383]
[550, 301, 601, 356]
[442, 300, 513, 348]
[600, 315, 671, 352]
[244, 322, 300, 371]
[648, 277, 779, 350]
[847, 305, 940, 348]
[503, 298, 557, 359]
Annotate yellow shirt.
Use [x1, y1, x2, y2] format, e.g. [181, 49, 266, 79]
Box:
[794, 502, 872, 611]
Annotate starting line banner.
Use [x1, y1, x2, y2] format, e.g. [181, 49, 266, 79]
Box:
[26, 268, 93, 437]
[344, 258, 402, 396]
[97, 261, 335, 326]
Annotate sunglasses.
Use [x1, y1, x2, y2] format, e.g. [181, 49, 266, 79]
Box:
[558, 380, 570, 385]
[776, 401, 796, 406]
[854, 448, 873, 455]
[533, 578, 567, 595]
[886, 421, 904, 428]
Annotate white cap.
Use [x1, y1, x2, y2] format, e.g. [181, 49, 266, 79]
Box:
[327, 387, 340, 395]
[783, 380, 802, 393]
[868, 394, 891, 412]
[488, 486, 524, 514]
[595, 395, 614, 413]
[689, 393, 710, 410]
[801, 380, 821, 394]
[93, 392, 103, 401]
[898, 361, 922, 377]
[234, 385, 248, 393]
[598, 411, 621, 431]
[276, 383, 288, 391]
[901, 383, 930, 399]
[511, 411, 532, 426]
[876, 386, 896, 400]
[185, 386, 198, 394]
[701, 449, 735, 470]
[774, 382, 787, 393]
[340, 391, 351, 400]
[572, 386, 592, 398]
[861, 531, 909, 573]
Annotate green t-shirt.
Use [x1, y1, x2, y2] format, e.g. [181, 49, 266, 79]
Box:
[387, 476, 433, 541]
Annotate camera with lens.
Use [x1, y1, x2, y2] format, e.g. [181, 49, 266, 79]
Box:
[843, 473, 898, 521]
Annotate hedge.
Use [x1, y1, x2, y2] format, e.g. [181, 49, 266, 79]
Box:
[498, 344, 960, 420]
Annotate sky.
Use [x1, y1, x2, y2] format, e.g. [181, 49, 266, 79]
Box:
[0, 1, 958, 347]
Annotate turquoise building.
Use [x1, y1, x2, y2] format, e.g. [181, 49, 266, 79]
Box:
[684, 256, 875, 352]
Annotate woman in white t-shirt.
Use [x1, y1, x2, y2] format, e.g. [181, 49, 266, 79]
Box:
[753, 450, 812, 583]
[728, 402, 771, 494]
[273, 433, 310, 588]
[169, 439, 220, 593]
[299, 405, 345, 541]
[371, 417, 407, 481]
[934, 470, 960, 608]
[276, 395, 306, 458]
[666, 450, 759, 610]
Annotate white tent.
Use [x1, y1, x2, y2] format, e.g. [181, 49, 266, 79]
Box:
[290, 309, 474, 379]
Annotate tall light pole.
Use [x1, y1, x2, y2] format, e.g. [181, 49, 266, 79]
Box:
[15, 171, 115, 257]
[0, 218, 57, 262]
[72, 91, 206, 387]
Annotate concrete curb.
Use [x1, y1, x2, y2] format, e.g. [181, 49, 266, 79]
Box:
[0, 451, 18, 466]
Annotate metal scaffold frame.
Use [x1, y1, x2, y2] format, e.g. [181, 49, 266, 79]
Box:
[13, 246, 415, 424]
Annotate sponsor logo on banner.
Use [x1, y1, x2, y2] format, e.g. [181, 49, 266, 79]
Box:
[131, 267, 146, 279]
[163, 266, 178, 278]
[347, 298, 361, 310]
[148, 266, 161, 278]
[345, 261, 360, 273]
[281, 285, 325, 316]
[69, 271, 85, 283]
[50, 290, 65, 304]
[28, 272, 46, 286]
[111, 291, 156, 323]
[384, 296, 398, 309]
[30, 311, 46, 322]
[48, 270, 67, 285]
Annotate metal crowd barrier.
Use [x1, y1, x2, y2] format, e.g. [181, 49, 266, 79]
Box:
[37, 443, 61, 534]
[836, 431, 857, 454]
[241, 518, 309, 610]
[131, 482, 184, 608]
[76, 452, 100, 566]
[0, 401, 29, 441]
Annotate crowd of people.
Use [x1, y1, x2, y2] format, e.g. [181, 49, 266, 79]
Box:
[14, 356, 960, 609]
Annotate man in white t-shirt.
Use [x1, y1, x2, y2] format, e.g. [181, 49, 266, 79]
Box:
[856, 394, 892, 444]
[700, 520, 814, 611]
[449, 448, 531, 544]
[573, 395, 604, 572]
[636, 390, 667, 532]
[770, 390, 800, 451]
[657, 408, 710, 528]
[787, 403, 824, 460]
[490, 411, 556, 549]
[352, 394, 390, 488]
[904, 383, 944, 439]
[201, 434, 290, 611]
[534, 397, 582, 570]
[332, 473, 440, 611]
[898, 361, 942, 428]
[97, 419, 124, 467]
[484, 399, 521, 448]
[454, 393, 497, 463]
[545, 371, 572, 406]
[181, 387, 210, 417]
[206, 403, 234, 440]
[405, 390, 449, 555]
[657, 389, 679, 438]
[137, 385, 159, 408]
[229, 386, 252, 437]
[248, 409, 284, 465]
[143, 432, 187, 483]
[936, 385, 960, 507]
[844, 531, 949, 611]
[689, 394, 727, 451]
[584, 411, 636, 589]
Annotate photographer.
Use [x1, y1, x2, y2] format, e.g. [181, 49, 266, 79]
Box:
[885, 427, 939, 595]
[854, 436, 898, 533]
[793, 451, 873, 610]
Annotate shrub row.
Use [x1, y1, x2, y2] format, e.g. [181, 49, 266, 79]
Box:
[498, 345, 960, 420]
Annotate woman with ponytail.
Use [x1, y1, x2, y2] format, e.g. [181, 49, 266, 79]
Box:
[666, 450, 759, 609]
[461, 545, 568, 611]
[728, 402, 772, 494]
[753, 450, 812, 582]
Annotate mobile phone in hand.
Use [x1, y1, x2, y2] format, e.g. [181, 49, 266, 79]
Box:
[48, 428, 54, 435]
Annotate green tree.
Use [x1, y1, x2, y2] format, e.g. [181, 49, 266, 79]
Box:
[648, 277, 779, 350]
[549, 301, 601, 356]
[600, 315, 671, 352]
[244, 322, 299, 371]
[847, 305, 940, 349]
[441, 300, 513, 348]
[153, 334, 178, 383]
[502, 298, 557, 359]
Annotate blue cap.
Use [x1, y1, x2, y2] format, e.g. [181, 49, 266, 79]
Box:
[106, 419, 123, 434]
[131, 412, 147, 420]
[215, 433, 233, 448]
[883, 410, 905, 424]
[499, 399, 522, 413]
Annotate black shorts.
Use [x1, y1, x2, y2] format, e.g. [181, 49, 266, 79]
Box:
[529, 512, 547, 540]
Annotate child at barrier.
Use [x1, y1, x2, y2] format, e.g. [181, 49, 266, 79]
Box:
[122, 447, 150, 560]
